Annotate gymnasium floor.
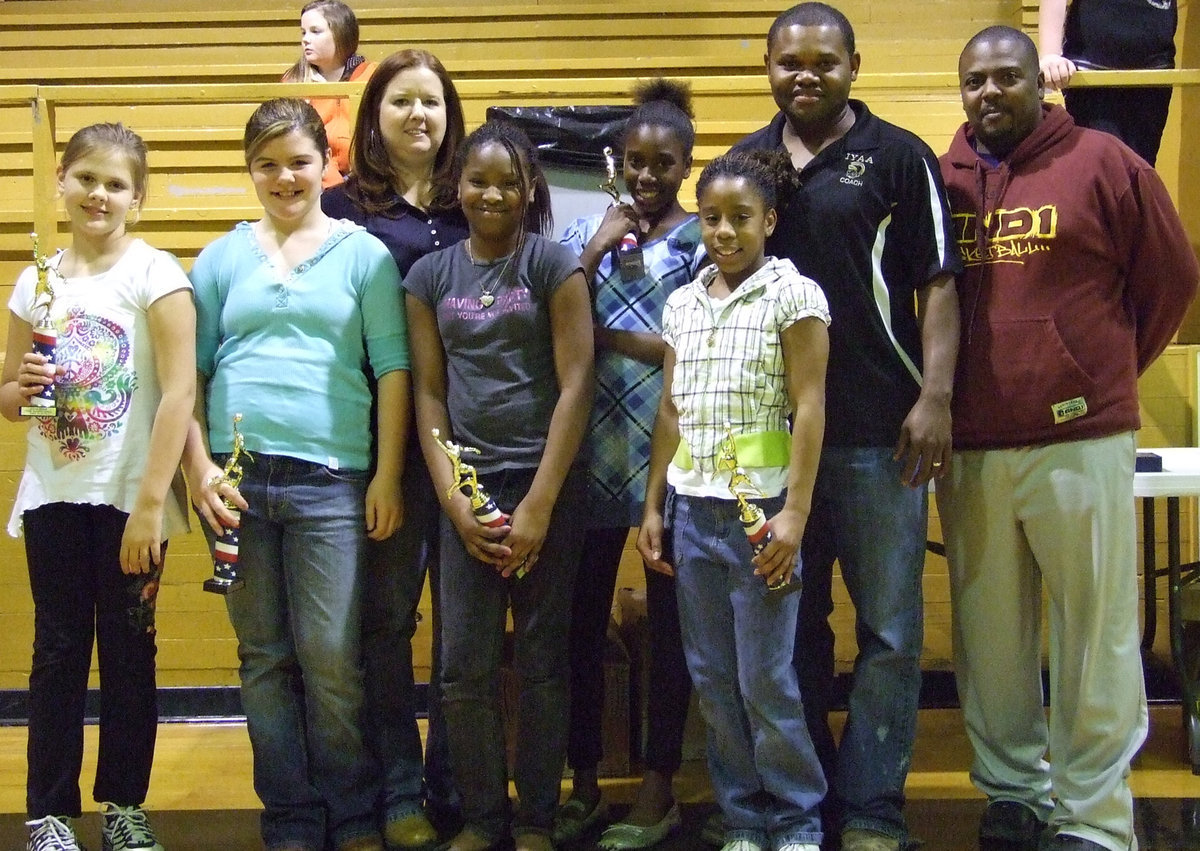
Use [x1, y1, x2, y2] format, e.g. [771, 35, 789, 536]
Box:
[1, 703, 1198, 850]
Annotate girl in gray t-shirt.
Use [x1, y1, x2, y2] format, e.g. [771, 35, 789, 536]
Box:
[403, 120, 593, 851]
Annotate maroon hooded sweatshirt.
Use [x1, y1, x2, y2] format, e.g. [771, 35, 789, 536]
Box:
[939, 103, 1198, 451]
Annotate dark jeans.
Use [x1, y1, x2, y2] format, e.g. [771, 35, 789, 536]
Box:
[440, 467, 584, 842]
[361, 441, 456, 821]
[24, 502, 162, 819]
[795, 448, 926, 842]
[566, 527, 691, 775]
[566, 526, 625, 772]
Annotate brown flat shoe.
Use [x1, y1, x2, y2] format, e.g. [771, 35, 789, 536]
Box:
[440, 827, 496, 851]
[514, 831, 555, 851]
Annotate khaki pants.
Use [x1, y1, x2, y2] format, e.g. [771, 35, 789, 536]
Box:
[937, 432, 1147, 851]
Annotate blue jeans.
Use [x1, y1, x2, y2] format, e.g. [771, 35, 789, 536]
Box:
[671, 493, 825, 848]
[796, 447, 926, 840]
[439, 467, 584, 843]
[361, 441, 457, 823]
[217, 454, 377, 849]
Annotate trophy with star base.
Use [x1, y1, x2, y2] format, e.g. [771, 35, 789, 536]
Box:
[600, 146, 643, 282]
[719, 428, 802, 598]
[19, 233, 60, 419]
[432, 428, 526, 579]
[204, 413, 251, 594]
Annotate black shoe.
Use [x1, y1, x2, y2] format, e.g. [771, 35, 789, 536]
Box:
[979, 800, 1047, 850]
[425, 800, 463, 844]
[1039, 834, 1106, 850]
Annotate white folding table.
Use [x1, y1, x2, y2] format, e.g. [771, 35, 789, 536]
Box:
[1133, 447, 1200, 774]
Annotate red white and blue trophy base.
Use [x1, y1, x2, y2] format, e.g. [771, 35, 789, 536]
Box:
[18, 325, 56, 419]
[467, 489, 525, 579]
[204, 508, 245, 594]
[742, 506, 802, 598]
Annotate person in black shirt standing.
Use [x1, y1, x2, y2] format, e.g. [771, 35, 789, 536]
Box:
[732, 4, 961, 850]
[1039, 0, 1177, 166]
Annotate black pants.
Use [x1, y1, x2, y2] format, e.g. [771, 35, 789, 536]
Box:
[24, 502, 162, 818]
[566, 526, 692, 774]
[1064, 84, 1173, 167]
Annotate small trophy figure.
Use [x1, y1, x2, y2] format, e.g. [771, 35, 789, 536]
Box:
[431, 428, 526, 578]
[719, 427, 801, 598]
[203, 413, 251, 594]
[600, 145, 622, 205]
[19, 233, 59, 419]
[599, 146, 644, 282]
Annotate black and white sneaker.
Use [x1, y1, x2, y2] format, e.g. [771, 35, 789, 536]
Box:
[100, 803, 164, 851]
[26, 815, 83, 851]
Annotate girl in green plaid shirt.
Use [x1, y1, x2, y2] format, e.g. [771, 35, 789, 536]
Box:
[638, 151, 830, 851]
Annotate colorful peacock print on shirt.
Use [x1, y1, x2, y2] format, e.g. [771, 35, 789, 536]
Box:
[36, 306, 136, 461]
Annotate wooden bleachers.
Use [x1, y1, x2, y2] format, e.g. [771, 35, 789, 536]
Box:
[0, 0, 1009, 83]
[0, 0, 1019, 285]
[0, 0, 1193, 697]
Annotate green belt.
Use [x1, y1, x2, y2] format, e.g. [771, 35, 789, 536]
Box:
[672, 430, 791, 471]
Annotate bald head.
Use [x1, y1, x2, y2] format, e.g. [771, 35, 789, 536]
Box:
[960, 26, 1039, 76]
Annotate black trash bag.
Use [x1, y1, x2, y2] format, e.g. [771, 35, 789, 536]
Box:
[485, 105, 636, 170]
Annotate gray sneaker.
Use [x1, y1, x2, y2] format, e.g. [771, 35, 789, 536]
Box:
[26, 815, 83, 851]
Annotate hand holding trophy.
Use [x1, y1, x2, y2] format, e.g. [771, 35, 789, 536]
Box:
[600, 145, 644, 282]
[431, 428, 526, 579]
[203, 413, 251, 594]
[719, 426, 801, 598]
[19, 233, 60, 419]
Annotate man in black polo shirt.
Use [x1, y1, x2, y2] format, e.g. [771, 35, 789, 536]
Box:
[732, 4, 960, 850]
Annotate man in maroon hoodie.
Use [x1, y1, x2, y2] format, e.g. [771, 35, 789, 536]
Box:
[937, 25, 1198, 851]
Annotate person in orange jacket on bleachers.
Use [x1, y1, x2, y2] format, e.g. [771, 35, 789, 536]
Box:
[283, 0, 376, 187]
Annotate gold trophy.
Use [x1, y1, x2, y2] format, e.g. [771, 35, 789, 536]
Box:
[19, 233, 59, 419]
[600, 146, 644, 282]
[719, 427, 801, 598]
[431, 428, 526, 578]
[600, 145, 622, 204]
[203, 413, 251, 594]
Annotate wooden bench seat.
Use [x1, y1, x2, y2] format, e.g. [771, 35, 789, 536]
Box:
[0, 38, 989, 84]
[1, 63, 1180, 277]
[0, 0, 1014, 84]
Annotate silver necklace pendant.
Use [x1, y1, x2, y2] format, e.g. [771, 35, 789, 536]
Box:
[479, 293, 495, 309]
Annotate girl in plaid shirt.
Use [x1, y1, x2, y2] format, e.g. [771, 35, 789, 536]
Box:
[557, 79, 705, 849]
[638, 151, 830, 851]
